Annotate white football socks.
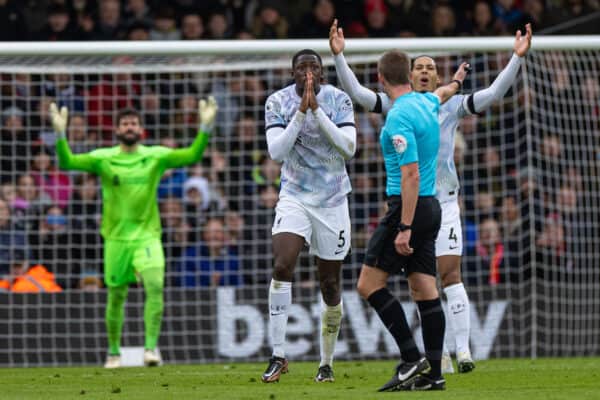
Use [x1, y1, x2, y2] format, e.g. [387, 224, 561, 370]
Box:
[269, 279, 292, 358]
[444, 283, 471, 355]
[319, 299, 343, 367]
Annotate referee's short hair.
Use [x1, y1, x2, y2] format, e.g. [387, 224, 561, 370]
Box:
[378, 50, 411, 86]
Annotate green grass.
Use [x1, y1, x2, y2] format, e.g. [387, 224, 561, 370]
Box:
[1, 358, 599, 400]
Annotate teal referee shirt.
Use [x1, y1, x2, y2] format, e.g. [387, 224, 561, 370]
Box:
[380, 91, 440, 197]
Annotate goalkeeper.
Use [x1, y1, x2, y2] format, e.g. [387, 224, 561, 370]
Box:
[50, 98, 217, 368]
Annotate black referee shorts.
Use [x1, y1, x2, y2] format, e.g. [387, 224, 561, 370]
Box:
[363, 196, 442, 277]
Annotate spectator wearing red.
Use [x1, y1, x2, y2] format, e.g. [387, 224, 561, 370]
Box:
[364, 0, 394, 37]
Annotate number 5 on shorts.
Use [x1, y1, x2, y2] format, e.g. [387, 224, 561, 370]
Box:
[337, 230, 345, 248]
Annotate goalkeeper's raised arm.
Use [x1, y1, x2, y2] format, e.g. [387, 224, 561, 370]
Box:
[159, 96, 218, 169]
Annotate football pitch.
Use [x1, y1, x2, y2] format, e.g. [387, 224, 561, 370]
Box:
[2, 357, 599, 400]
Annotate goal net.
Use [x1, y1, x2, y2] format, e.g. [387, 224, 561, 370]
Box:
[0, 38, 598, 366]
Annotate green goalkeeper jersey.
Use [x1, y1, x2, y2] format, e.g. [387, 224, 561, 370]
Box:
[56, 131, 209, 241]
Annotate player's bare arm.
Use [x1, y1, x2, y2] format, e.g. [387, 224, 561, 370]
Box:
[395, 162, 419, 256]
[434, 62, 470, 104]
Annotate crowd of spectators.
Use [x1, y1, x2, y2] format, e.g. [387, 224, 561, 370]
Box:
[0, 0, 598, 43]
[0, 0, 598, 293]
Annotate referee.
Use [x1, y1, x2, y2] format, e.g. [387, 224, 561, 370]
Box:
[356, 50, 458, 391]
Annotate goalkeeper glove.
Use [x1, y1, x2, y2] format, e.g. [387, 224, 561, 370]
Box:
[198, 96, 218, 133]
[49, 102, 69, 137]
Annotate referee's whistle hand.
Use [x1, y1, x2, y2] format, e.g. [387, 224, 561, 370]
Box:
[394, 231, 413, 256]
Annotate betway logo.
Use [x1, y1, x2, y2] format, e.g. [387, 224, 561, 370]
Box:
[217, 288, 508, 360]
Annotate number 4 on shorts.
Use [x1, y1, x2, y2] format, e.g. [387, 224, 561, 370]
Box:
[448, 227, 458, 243]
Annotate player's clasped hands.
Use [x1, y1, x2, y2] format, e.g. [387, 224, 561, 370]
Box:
[299, 71, 318, 113]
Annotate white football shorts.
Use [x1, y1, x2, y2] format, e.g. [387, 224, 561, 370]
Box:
[272, 195, 351, 260]
[435, 199, 463, 257]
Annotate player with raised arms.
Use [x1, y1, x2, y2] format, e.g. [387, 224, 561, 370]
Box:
[261, 49, 356, 383]
[330, 20, 532, 373]
[50, 97, 217, 368]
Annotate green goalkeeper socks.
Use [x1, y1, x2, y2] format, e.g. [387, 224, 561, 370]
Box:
[105, 285, 128, 355]
[140, 268, 165, 350]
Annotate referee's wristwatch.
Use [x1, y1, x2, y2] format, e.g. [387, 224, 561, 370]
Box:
[398, 223, 412, 232]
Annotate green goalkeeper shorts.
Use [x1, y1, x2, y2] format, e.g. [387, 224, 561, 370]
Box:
[103, 237, 165, 287]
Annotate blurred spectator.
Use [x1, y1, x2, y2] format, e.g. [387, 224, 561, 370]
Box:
[251, 1, 289, 39]
[206, 9, 232, 39]
[65, 114, 98, 154]
[93, 0, 124, 40]
[251, 154, 280, 189]
[467, 218, 508, 285]
[124, 0, 152, 26]
[429, 3, 457, 36]
[180, 13, 204, 40]
[1, 106, 34, 182]
[385, 0, 429, 37]
[126, 19, 151, 40]
[0, 198, 28, 275]
[30, 205, 72, 288]
[0, 250, 62, 293]
[0, 0, 28, 41]
[474, 191, 496, 220]
[69, 174, 102, 273]
[518, 0, 550, 32]
[76, 269, 103, 291]
[30, 150, 72, 208]
[492, 0, 524, 31]
[15, 173, 53, 217]
[177, 216, 243, 287]
[364, 0, 393, 37]
[183, 175, 212, 226]
[150, 5, 180, 40]
[466, 0, 503, 36]
[294, 0, 334, 38]
[500, 195, 521, 238]
[87, 56, 140, 134]
[161, 196, 191, 264]
[34, 4, 77, 41]
[536, 212, 566, 258]
[43, 74, 86, 114]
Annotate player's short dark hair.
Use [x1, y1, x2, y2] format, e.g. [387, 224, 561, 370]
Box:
[378, 50, 411, 86]
[292, 49, 323, 69]
[411, 54, 435, 70]
[116, 108, 141, 125]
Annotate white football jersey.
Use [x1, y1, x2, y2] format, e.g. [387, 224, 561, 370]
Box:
[265, 84, 355, 207]
[377, 92, 471, 203]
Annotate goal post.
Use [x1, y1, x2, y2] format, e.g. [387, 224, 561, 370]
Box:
[0, 37, 598, 366]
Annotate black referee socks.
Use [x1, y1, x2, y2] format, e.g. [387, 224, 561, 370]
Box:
[417, 298, 446, 378]
[367, 288, 421, 363]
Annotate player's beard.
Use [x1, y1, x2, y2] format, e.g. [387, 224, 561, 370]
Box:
[117, 130, 141, 146]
